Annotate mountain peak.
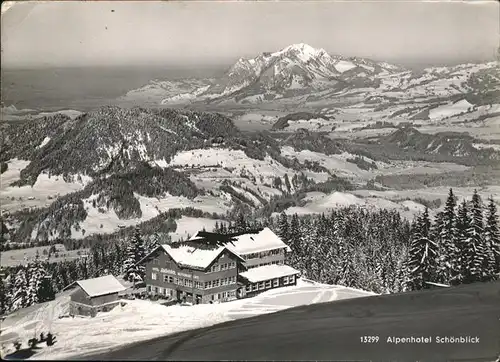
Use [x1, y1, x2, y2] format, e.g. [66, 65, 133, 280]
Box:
[277, 43, 327, 61]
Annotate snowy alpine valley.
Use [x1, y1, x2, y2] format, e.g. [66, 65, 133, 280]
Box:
[2, 1, 500, 360]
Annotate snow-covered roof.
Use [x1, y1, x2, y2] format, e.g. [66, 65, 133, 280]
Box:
[76, 275, 126, 298]
[224, 227, 291, 255]
[240, 264, 300, 283]
[161, 244, 227, 270]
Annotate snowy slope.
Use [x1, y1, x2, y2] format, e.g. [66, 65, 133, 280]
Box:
[0, 279, 375, 360]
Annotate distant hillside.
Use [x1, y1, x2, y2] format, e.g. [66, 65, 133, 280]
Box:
[272, 112, 333, 131]
[344, 127, 500, 167]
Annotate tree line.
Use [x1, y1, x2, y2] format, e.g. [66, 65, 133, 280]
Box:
[406, 189, 500, 290]
[0, 228, 162, 315]
[1, 188, 498, 314]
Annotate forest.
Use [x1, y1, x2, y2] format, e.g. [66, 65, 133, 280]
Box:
[0, 188, 498, 315]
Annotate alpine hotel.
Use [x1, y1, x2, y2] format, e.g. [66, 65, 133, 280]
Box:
[139, 228, 300, 304]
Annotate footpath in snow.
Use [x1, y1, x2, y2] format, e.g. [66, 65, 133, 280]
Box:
[0, 279, 375, 360]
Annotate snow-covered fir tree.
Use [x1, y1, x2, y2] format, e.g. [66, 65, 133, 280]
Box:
[277, 211, 289, 243]
[145, 232, 162, 255]
[437, 189, 460, 284]
[454, 199, 470, 283]
[0, 276, 7, 315]
[286, 213, 302, 266]
[485, 196, 500, 276]
[123, 227, 146, 284]
[27, 255, 46, 306]
[406, 208, 438, 291]
[465, 190, 489, 282]
[11, 268, 28, 311]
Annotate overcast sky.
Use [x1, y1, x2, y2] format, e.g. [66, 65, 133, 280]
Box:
[1, 0, 499, 68]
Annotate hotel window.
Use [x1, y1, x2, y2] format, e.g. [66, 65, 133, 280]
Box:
[245, 285, 251, 292]
[147, 285, 151, 292]
[289, 275, 295, 284]
[283, 276, 289, 285]
[153, 258, 159, 265]
[163, 275, 169, 282]
[258, 282, 265, 289]
[252, 283, 258, 291]
[159, 287, 164, 295]
[152, 272, 157, 280]
[206, 281, 212, 289]
[168, 276, 174, 283]
[154, 286, 159, 293]
[165, 261, 172, 269]
[273, 278, 279, 287]
[265, 280, 272, 289]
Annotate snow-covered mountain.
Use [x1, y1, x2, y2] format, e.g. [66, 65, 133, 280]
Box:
[156, 43, 405, 105]
[151, 44, 499, 113]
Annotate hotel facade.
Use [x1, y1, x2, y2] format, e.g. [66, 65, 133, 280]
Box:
[139, 228, 300, 304]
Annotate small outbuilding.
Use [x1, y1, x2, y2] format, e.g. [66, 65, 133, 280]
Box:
[67, 275, 126, 317]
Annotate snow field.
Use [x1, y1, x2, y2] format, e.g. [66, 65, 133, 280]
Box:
[281, 191, 426, 220]
[167, 148, 329, 185]
[1, 162, 91, 213]
[0, 278, 374, 360]
[69, 194, 228, 240]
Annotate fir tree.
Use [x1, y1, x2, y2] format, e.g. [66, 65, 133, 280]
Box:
[287, 213, 302, 266]
[277, 211, 289, 243]
[234, 212, 248, 232]
[145, 233, 162, 254]
[284, 173, 292, 194]
[485, 196, 500, 276]
[27, 255, 46, 306]
[0, 276, 7, 315]
[12, 268, 28, 310]
[465, 190, 489, 282]
[455, 199, 471, 284]
[406, 209, 438, 290]
[123, 227, 146, 284]
[438, 189, 459, 284]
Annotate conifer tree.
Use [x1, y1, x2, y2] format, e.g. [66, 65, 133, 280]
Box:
[438, 189, 459, 284]
[287, 213, 302, 265]
[485, 196, 500, 276]
[27, 255, 46, 306]
[465, 190, 489, 282]
[0, 276, 7, 315]
[455, 199, 471, 284]
[234, 212, 248, 232]
[277, 211, 289, 243]
[123, 227, 146, 284]
[12, 268, 28, 310]
[406, 209, 438, 290]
